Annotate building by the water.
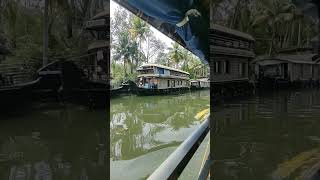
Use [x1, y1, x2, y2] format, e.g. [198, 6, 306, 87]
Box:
[137, 64, 190, 92]
[253, 35, 320, 87]
[84, 9, 110, 83]
[209, 24, 255, 95]
[252, 53, 320, 87]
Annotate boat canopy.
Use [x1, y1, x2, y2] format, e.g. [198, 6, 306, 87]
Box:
[114, 0, 210, 64]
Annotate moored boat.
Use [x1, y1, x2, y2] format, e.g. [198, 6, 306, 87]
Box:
[190, 78, 210, 90]
[136, 64, 190, 95]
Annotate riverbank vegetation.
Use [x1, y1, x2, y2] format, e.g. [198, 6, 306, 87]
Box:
[0, 0, 107, 72]
[212, 0, 319, 55]
[110, 4, 205, 86]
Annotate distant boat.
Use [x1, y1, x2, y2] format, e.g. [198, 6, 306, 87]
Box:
[190, 78, 210, 90]
[136, 64, 190, 95]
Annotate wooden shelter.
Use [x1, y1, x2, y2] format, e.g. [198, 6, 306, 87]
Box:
[252, 53, 320, 87]
[84, 9, 110, 83]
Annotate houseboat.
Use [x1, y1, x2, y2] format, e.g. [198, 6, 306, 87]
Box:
[136, 64, 190, 95]
[190, 78, 210, 90]
[209, 24, 255, 97]
[252, 51, 320, 88]
[33, 8, 112, 108]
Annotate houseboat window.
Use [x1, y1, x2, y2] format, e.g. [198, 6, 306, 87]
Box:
[215, 61, 218, 73]
[224, 61, 230, 74]
[215, 61, 222, 74]
[158, 68, 164, 74]
[168, 80, 170, 87]
[242, 63, 246, 77]
[239, 63, 244, 77]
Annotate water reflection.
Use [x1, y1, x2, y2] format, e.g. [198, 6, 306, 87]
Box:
[0, 104, 107, 180]
[110, 90, 210, 161]
[212, 89, 320, 180]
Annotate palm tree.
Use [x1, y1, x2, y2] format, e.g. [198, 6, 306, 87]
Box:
[113, 31, 141, 77]
[252, 0, 297, 55]
[129, 17, 150, 65]
[3, 0, 18, 48]
[113, 31, 132, 78]
[168, 42, 184, 68]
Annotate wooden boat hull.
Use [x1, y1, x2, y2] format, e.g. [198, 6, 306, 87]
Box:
[0, 78, 41, 112]
[136, 87, 190, 96]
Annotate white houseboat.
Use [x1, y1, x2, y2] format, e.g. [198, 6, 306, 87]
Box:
[190, 78, 210, 90]
[136, 64, 190, 95]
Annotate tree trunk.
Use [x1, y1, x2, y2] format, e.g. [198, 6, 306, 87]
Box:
[124, 59, 127, 78]
[269, 24, 275, 55]
[283, 22, 290, 48]
[67, 0, 75, 38]
[290, 22, 295, 48]
[43, 0, 49, 66]
[297, 19, 301, 48]
[230, 0, 241, 29]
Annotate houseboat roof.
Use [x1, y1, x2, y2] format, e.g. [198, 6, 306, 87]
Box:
[138, 64, 190, 75]
[211, 24, 255, 41]
[276, 47, 313, 54]
[91, 1, 109, 21]
[91, 10, 109, 20]
[253, 54, 320, 65]
[87, 41, 109, 51]
[190, 78, 209, 82]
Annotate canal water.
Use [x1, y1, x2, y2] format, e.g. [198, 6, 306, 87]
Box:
[110, 90, 210, 180]
[0, 103, 108, 180]
[2, 88, 320, 180]
[212, 89, 320, 180]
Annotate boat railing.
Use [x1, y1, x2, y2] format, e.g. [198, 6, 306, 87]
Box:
[0, 62, 36, 87]
[147, 116, 211, 180]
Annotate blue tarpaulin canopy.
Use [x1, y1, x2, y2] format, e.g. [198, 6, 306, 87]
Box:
[114, 0, 210, 64]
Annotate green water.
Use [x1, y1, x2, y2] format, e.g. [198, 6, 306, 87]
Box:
[212, 89, 320, 180]
[110, 90, 210, 180]
[3, 89, 320, 179]
[0, 103, 108, 180]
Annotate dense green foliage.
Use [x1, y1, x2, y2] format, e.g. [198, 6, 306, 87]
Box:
[212, 0, 318, 55]
[0, 0, 106, 70]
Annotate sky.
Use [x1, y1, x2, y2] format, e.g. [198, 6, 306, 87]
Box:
[110, 0, 174, 48]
